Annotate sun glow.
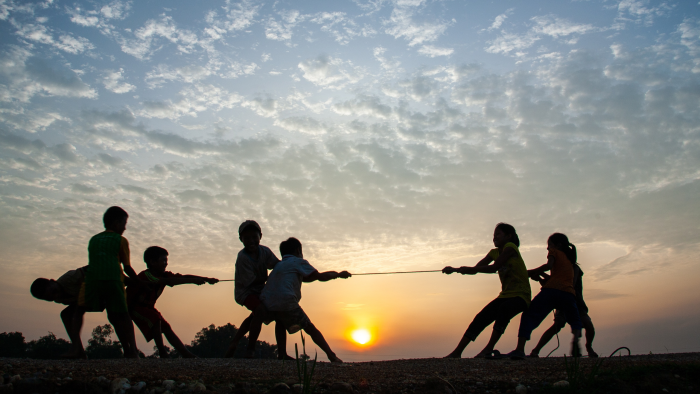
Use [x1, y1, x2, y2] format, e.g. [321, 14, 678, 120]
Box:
[351, 329, 372, 345]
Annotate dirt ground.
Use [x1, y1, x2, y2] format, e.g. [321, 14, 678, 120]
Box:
[1, 353, 699, 394]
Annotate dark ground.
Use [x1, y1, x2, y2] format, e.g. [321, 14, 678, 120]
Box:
[1, 353, 698, 394]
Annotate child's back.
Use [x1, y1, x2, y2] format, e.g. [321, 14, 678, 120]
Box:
[87, 231, 128, 281]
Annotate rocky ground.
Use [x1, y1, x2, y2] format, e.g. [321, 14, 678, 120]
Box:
[1, 353, 699, 394]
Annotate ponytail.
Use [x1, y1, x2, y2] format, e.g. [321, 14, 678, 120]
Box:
[547, 232, 576, 264]
[495, 222, 520, 247]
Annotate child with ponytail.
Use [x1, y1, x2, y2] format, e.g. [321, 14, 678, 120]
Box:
[506, 233, 583, 359]
[442, 223, 531, 358]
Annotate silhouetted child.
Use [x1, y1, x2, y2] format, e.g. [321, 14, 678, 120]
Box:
[529, 264, 598, 357]
[442, 223, 531, 358]
[30, 266, 88, 359]
[83, 206, 143, 358]
[506, 233, 583, 359]
[247, 237, 351, 362]
[225, 220, 290, 359]
[127, 246, 218, 358]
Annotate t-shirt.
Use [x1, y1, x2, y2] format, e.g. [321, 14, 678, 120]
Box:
[234, 245, 279, 305]
[544, 248, 575, 295]
[260, 255, 317, 312]
[54, 266, 88, 305]
[573, 265, 588, 313]
[86, 231, 130, 282]
[126, 270, 184, 309]
[488, 242, 531, 305]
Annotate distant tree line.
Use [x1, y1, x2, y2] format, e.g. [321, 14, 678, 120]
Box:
[0, 323, 277, 359]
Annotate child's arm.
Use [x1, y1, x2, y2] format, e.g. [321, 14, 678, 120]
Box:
[158, 275, 219, 287]
[443, 254, 493, 274]
[303, 270, 351, 282]
[528, 263, 550, 279]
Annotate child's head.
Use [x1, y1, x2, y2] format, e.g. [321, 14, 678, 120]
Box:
[493, 222, 520, 248]
[30, 278, 61, 301]
[103, 206, 128, 234]
[547, 233, 577, 264]
[280, 237, 303, 258]
[144, 246, 169, 274]
[239, 220, 262, 252]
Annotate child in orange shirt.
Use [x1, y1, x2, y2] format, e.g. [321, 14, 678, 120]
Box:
[506, 233, 583, 359]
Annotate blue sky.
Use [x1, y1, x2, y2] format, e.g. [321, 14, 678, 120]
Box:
[2, 0, 700, 359]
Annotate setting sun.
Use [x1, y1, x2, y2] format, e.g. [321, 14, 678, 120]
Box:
[351, 329, 372, 345]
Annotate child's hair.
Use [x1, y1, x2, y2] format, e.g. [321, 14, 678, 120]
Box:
[547, 233, 577, 264]
[495, 222, 520, 247]
[103, 206, 128, 228]
[143, 246, 169, 266]
[30, 278, 52, 300]
[280, 237, 302, 256]
[238, 220, 262, 236]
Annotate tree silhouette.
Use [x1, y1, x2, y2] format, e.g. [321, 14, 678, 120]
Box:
[188, 323, 277, 358]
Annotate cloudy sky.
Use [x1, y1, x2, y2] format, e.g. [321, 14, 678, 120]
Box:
[2, 0, 700, 360]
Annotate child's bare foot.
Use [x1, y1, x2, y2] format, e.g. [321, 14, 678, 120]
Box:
[443, 352, 461, 359]
[586, 345, 598, 358]
[181, 351, 197, 359]
[473, 351, 491, 359]
[224, 344, 237, 358]
[278, 354, 295, 361]
[244, 350, 255, 359]
[528, 350, 540, 358]
[329, 355, 343, 363]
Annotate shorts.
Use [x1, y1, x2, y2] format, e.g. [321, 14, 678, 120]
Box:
[554, 309, 592, 329]
[261, 305, 311, 334]
[465, 297, 528, 340]
[243, 294, 262, 312]
[81, 279, 128, 314]
[131, 306, 171, 342]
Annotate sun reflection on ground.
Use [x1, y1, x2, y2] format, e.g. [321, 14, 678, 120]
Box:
[351, 329, 372, 345]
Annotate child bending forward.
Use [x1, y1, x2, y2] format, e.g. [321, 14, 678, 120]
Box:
[248, 237, 351, 362]
[442, 223, 531, 358]
[127, 246, 218, 358]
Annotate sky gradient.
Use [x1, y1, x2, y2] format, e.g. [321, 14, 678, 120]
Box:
[1, 0, 700, 360]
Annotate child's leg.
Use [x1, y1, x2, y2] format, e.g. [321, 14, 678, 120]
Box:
[530, 323, 561, 356]
[275, 321, 294, 360]
[161, 321, 196, 358]
[108, 311, 139, 358]
[225, 314, 253, 358]
[478, 297, 528, 357]
[303, 322, 341, 362]
[580, 313, 597, 356]
[531, 311, 565, 356]
[150, 320, 169, 358]
[514, 290, 558, 353]
[445, 298, 502, 358]
[60, 305, 87, 358]
[554, 295, 583, 356]
[244, 311, 266, 358]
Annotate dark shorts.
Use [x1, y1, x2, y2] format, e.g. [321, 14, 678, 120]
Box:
[131, 306, 171, 342]
[554, 309, 592, 329]
[518, 288, 582, 340]
[244, 294, 262, 312]
[465, 296, 528, 340]
[261, 305, 311, 334]
[82, 279, 128, 314]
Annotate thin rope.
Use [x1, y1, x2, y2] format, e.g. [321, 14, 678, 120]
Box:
[217, 269, 443, 281]
[352, 270, 443, 276]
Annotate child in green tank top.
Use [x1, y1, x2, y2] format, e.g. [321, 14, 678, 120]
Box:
[442, 223, 531, 359]
[83, 206, 144, 359]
